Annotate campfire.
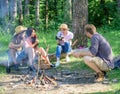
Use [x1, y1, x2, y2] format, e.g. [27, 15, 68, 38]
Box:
[19, 69, 58, 90]
[20, 52, 58, 90]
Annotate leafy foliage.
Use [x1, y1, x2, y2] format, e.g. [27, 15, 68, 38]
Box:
[89, 0, 117, 26]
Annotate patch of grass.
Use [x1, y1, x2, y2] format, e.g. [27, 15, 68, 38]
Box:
[107, 69, 120, 91]
[0, 66, 6, 76]
[98, 28, 120, 56]
[0, 87, 5, 94]
[92, 90, 120, 94]
[37, 31, 57, 53]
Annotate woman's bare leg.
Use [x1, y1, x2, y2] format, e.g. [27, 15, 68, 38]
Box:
[38, 47, 51, 64]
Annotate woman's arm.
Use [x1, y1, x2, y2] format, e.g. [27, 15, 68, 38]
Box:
[32, 39, 39, 48]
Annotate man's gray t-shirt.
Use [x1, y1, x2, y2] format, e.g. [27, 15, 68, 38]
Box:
[89, 33, 114, 69]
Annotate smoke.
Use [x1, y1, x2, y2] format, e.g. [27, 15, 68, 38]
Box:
[0, 0, 17, 34]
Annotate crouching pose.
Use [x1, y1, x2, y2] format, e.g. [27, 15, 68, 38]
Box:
[73, 24, 114, 82]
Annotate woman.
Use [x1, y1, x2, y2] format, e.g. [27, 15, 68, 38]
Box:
[55, 24, 74, 67]
[25, 28, 53, 66]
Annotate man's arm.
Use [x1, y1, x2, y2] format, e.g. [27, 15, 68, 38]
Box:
[9, 41, 22, 49]
[72, 50, 94, 58]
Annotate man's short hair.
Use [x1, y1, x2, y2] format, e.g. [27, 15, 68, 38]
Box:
[84, 24, 96, 35]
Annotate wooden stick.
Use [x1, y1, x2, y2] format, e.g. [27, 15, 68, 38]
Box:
[44, 75, 57, 86]
[72, 39, 78, 48]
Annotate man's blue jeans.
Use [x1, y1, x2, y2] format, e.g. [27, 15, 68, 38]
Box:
[56, 42, 71, 58]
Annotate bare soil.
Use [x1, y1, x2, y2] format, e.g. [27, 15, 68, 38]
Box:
[0, 67, 113, 94]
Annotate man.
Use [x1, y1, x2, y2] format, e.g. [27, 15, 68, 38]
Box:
[73, 24, 114, 82]
[8, 26, 36, 72]
[8, 26, 27, 71]
[55, 24, 74, 67]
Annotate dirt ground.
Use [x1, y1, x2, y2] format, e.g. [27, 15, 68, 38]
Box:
[0, 67, 113, 94]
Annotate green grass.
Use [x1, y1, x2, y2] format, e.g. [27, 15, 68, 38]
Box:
[98, 28, 120, 56]
[0, 66, 6, 76]
[0, 28, 120, 93]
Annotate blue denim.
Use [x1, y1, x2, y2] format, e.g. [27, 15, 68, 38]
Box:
[56, 42, 71, 58]
[16, 50, 28, 62]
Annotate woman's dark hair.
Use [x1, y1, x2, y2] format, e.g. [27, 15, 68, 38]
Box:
[26, 28, 36, 37]
[26, 28, 37, 44]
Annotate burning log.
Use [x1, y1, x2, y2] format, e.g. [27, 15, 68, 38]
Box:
[26, 50, 58, 87]
[37, 53, 57, 85]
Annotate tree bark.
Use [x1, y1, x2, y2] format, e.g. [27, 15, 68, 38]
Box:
[35, 0, 40, 26]
[64, 0, 72, 27]
[72, 0, 88, 48]
[45, 0, 48, 29]
[0, 0, 9, 32]
[17, 0, 23, 25]
[0, 0, 9, 18]
[9, 0, 17, 21]
[24, 0, 30, 16]
[0, 0, 9, 29]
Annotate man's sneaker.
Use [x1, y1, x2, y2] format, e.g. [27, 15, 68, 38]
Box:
[50, 64, 56, 68]
[55, 61, 60, 67]
[102, 71, 108, 78]
[14, 64, 19, 71]
[6, 66, 11, 73]
[66, 56, 70, 62]
[95, 71, 108, 79]
[29, 65, 36, 72]
[94, 72, 104, 82]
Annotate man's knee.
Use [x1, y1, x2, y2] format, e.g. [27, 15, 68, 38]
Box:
[83, 56, 93, 63]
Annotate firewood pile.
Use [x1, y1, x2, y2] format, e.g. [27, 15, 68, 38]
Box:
[16, 51, 58, 90]
[3, 69, 98, 92]
[5, 69, 58, 91]
[20, 70, 58, 90]
[7, 51, 58, 90]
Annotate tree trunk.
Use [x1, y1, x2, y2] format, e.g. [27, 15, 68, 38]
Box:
[64, 0, 72, 27]
[118, 0, 120, 12]
[35, 0, 40, 26]
[24, 0, 29, 16]
[0, 0, 9, 32]
[72, 0, 88, 48]
[9, 0, 17, 21]
[45, 0, 48, 29]
[0, 1, 1, 18]
[0, 0, 9, 18]
[17, 0, 23, 25]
